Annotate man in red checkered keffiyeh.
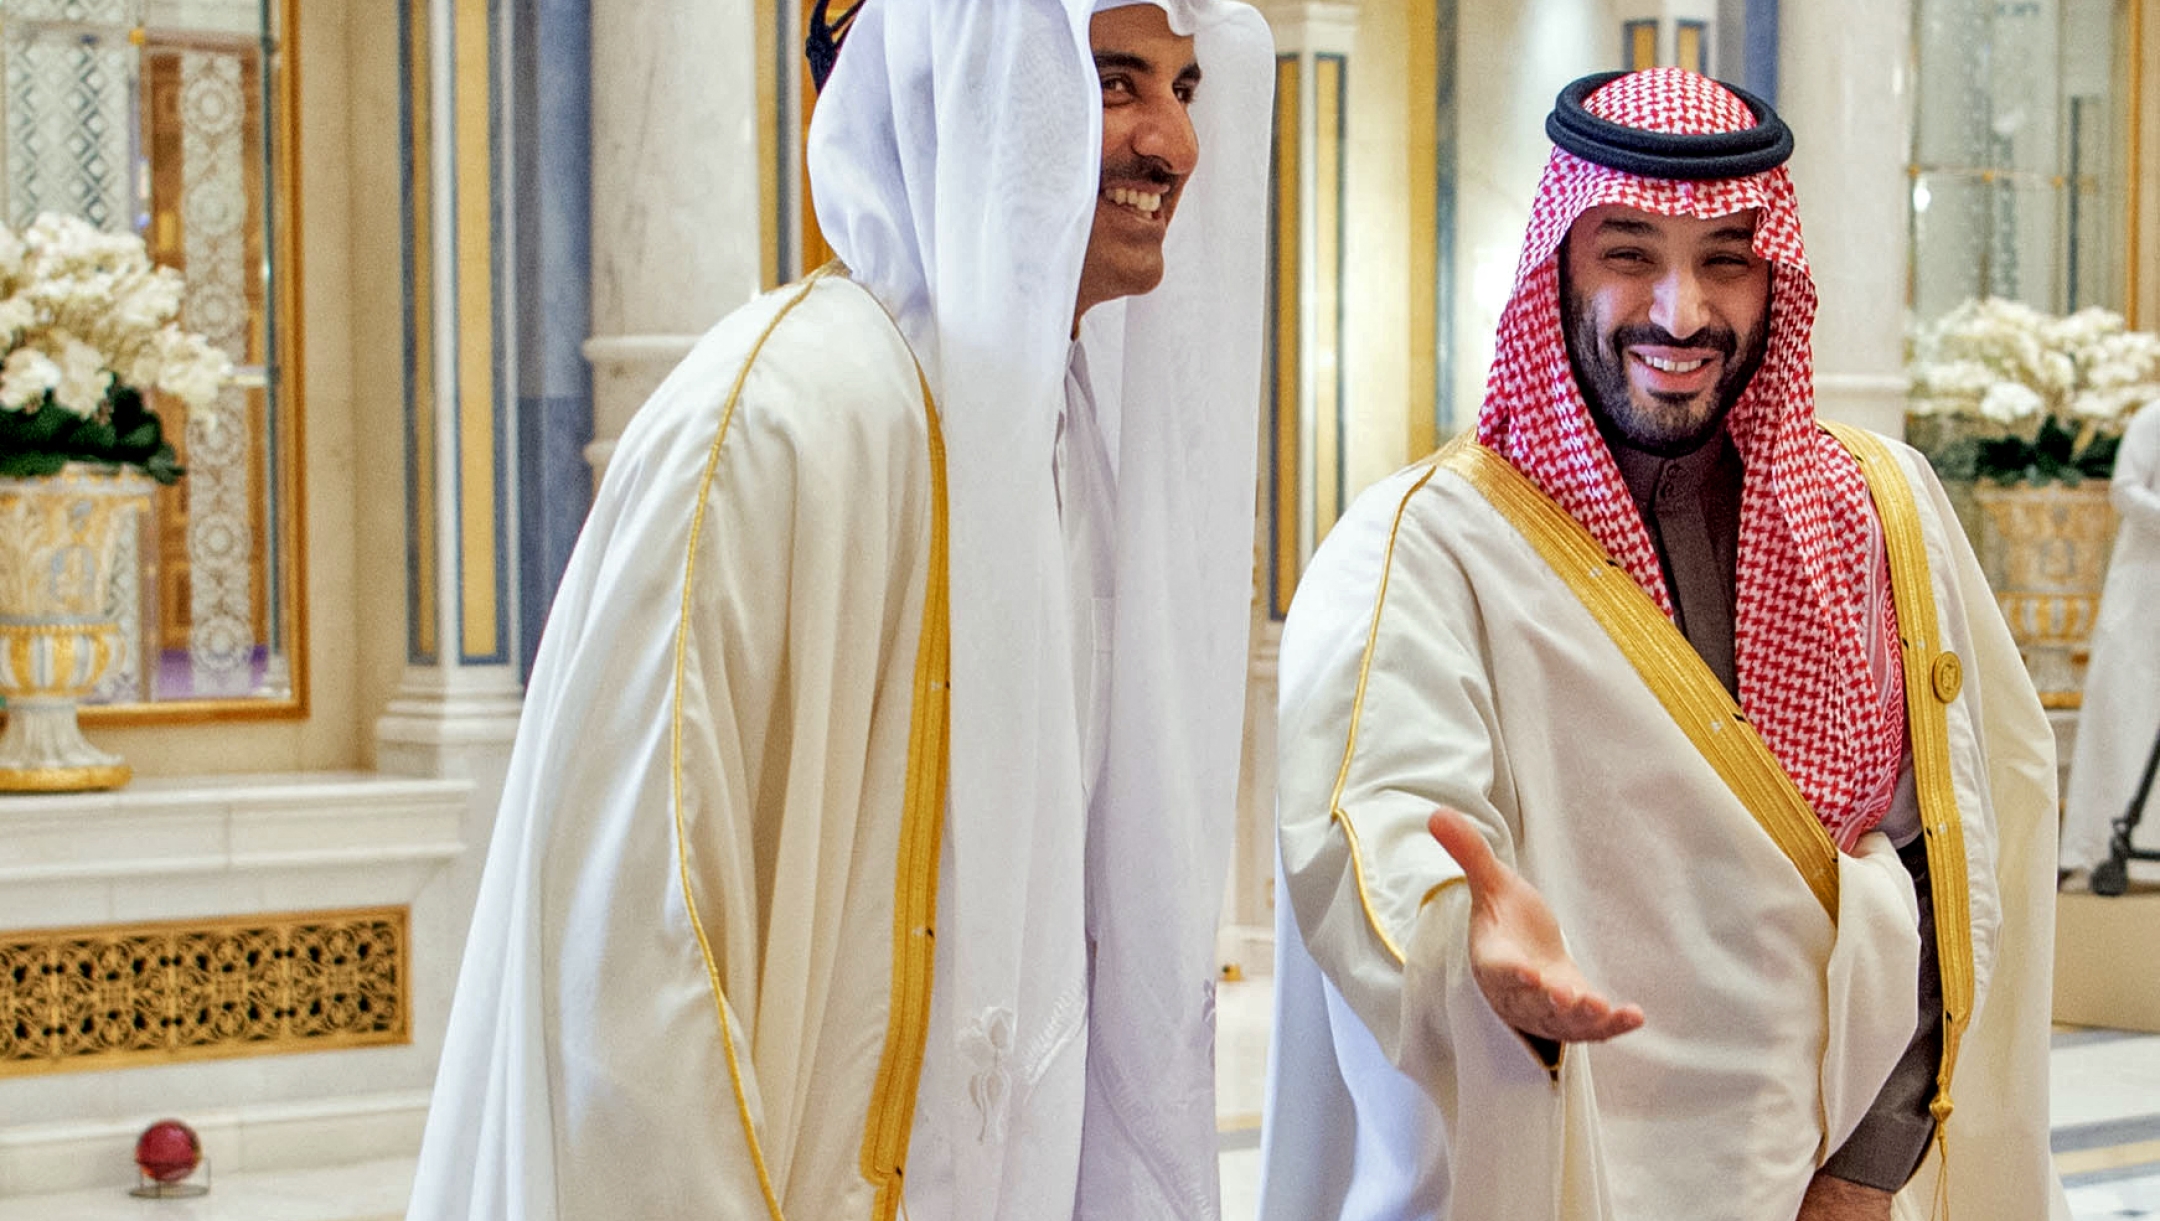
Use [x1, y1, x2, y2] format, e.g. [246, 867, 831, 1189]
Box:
[1265, 66, 2065, 1221]
[1479, 68, 1906, 856]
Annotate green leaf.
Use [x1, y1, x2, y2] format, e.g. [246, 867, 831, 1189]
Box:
[116, 421, 160, 454]
[143, 445, 184, 485]
[0, 450, 67, 478]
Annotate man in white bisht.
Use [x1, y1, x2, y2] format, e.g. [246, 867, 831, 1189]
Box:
[1260, 69, 2066, 1221]
[405, 3, 1271, 1218]
[2060, 401, 2160, 881]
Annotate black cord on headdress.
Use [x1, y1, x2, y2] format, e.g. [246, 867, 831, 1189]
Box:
[807, 0, 864, 94]
[1544, 71, 1794, 181]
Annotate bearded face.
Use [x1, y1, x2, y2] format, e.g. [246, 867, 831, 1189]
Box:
[1559, 204, 1772, 456]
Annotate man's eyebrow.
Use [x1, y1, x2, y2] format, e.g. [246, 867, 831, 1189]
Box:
[1706, 224, 1757, 245]
[1594, 217, 1659, 238]
[1093, 50, 1155, 75]
[1093, 50, 1203, 85]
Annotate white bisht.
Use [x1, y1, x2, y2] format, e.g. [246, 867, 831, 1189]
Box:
[2061, 402, 2160, 873]
[1262, 67, 2065, 1221]
[1260, 441, 2066, 1221]
[406, 2, 1272, 1220]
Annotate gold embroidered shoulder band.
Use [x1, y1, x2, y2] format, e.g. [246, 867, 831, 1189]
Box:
[1435, 437, 1840, 918]
[671, 266, 953, 1221]
[857, 362, 952, 1221]
[1819, 422, 1976, 1165]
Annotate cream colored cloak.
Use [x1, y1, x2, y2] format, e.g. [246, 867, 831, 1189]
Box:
[1260, 432, 2065, 1221]
[408, 272, 947, 1221]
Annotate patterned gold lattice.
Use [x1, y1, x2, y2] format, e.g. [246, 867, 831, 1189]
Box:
[0, 908, 407, 1077]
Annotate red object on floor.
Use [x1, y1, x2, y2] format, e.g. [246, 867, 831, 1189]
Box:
[134, 1119, 200, 1184]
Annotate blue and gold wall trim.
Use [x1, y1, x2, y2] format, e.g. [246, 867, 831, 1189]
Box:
[402, 0, 515, 669]
[1266, 44, 1350, 621]
[512, 0, 594, 680]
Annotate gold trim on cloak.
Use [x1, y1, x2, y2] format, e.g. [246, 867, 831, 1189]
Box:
[857, 364, 952, 1221]
[1435, 437, 1842, 918]
[1324, 462, 1443, 967]
[1821, 421, 1977, 1182]
[668, 265, 951, 1221]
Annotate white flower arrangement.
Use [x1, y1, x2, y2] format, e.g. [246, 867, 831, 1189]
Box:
[1907, 297, 2160, 483]
[0, 212, 233, 484]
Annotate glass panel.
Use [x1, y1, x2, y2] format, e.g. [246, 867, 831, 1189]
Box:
[1911, 172, 2067, 320]
[1910, 0, 2126, 321]
[0, 0, 297, 714]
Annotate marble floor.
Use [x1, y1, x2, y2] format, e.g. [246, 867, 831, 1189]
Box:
[3, 978, 2156, 1219]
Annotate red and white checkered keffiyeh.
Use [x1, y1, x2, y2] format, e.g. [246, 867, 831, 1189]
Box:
[1475, 68, 1905, 850]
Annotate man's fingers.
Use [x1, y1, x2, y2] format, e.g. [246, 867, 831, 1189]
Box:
[1428, 807, 1510, 897]
[1483, 968, 1645, 1044]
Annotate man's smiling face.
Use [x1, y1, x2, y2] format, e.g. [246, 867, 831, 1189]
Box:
[1073, 5, 1201, 321]
[1560, 204, 1772, 455]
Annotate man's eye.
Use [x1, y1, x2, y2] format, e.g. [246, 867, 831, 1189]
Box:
[1604, 248, 1651, 266]
[1101, 76, 1134, 99]
[1174, 84, 1197, 105]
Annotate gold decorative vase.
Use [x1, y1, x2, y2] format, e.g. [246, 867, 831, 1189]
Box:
[1970, 481, 2120, 709]
[0, 465, 152, 792]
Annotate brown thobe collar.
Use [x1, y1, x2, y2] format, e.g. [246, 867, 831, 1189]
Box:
[1608, 432, 1746, 696]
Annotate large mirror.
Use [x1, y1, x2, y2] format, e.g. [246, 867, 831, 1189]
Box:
[0, 0, 301, 721]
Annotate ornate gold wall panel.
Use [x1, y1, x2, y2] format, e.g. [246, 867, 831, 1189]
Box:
[0, 907, 408, 1078]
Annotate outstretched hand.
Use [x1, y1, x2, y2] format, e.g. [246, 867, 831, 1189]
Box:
[1427, 807, 1645, 1044]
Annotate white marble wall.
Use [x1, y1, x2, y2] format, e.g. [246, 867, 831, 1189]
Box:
[1451, 0, 1605, 423]
[1780, 0, 1914, 438]
[583, 0, 763, 478]
[0, 775, 471, 1197]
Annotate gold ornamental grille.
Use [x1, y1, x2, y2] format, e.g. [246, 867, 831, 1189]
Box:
[0, 907, 408, 1078]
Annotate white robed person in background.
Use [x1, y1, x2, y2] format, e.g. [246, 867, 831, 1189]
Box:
[1258, 69, 2065, 1221]
[405, 2, 1271, 1218]
[2061, 401, 2160, 880]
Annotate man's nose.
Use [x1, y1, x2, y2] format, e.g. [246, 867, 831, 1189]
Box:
[1131, 98, 1200, 178]
[1650, 268, 1710, 342]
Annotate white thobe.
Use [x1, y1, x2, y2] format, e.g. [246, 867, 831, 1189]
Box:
[1259, 435, 2066, 1221]
[2061, 404, 2160, 872]
[1060, 340, 1118, 803]
[408, 271, 1119, 1221]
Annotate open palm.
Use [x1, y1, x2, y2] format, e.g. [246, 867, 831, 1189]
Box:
[1427, 807, 1645, 1044]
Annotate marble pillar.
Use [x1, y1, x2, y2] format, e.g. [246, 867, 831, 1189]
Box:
[582, 0, 762, 479]
[1779, 0, 1913, 438]
[376, 0, 523, 784]
[1223, 2, 1361, 974]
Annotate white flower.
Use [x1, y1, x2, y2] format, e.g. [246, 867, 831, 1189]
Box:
[0, 293, 34, 340]
[48, 332, 109, 418]
[0, 346, 59, 410]
[154, 330, 232, 410]
[0, 210, 228, 436]
[1913, 359, 1999, 398]
[1978, 381, 2045, 424]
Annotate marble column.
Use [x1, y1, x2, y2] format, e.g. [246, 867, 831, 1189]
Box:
[376, 0, 524, 783]
[1223, 1, 1360, 975]
[582, 0, 762, 479]
[1779, 0, 1914, 438]
[374, 0, 530, 1140]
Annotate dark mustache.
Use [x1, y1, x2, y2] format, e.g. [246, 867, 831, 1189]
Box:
[1611, 323, 1737, 357]
[1101, 154, 1178, 189]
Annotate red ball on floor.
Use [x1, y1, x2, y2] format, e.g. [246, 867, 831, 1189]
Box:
[135, 1119, 200, 1184]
